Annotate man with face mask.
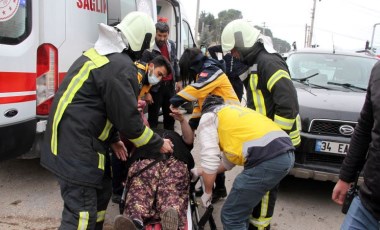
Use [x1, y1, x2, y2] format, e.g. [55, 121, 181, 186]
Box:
[221, 19, 301, 230]
[136, 55, 172, 101]
[40, 12, 174, 230]
[141, 21, 180, 131]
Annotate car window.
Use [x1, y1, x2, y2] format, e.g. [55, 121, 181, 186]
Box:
[287, 53, 378, 89]
[0, 0, 31, 45]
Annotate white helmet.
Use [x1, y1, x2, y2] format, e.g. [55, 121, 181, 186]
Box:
[221, 19, 260, 52]
[116, 11, 156, 52]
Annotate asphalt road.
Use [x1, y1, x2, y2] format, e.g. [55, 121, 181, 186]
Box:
[0, 157, 346, 230]
[0, 112, 346, 230]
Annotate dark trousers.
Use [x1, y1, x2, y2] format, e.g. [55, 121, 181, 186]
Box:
[215, 172, 226, 190]
[111, 153, 128, 196]
[249, 183, 280, 230]
[148, 81, 175, 130]
[58, 176, 112, 230]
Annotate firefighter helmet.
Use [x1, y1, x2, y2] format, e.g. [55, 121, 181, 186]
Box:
[116, 12, 155, 52]
[221, 19, 260, 52]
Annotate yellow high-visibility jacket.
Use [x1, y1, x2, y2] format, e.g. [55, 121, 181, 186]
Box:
[216, 105, 294, 168]
[170, 58, 240, 129]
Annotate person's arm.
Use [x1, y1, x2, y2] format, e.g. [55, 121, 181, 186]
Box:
[207, 45, 222, 60]
[169, 105, 194, 144]
[104, 62, 172, 154]
[261, 59, 300, 146]
[198, 113, 221, 194]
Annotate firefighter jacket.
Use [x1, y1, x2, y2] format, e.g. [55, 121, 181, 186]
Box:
[198, 105, 294, 173]
[170, 57, 240, 129]
[243, 45, 301, 146]
[40, 48, 163, 188]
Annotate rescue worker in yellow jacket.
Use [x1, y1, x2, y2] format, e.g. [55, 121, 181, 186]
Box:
[170, 47, 240, 202]
[221, 19, 301, 230]
[169, 47, 240, 130]
[40, 12, 173, 230]
[135, 55, 172, 101]
[192, 94, 295, 230]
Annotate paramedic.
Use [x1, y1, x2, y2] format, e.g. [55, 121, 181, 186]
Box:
[194, 94, 295, 230]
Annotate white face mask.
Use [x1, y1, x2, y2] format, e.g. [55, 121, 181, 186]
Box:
[148, 72, 161, 85]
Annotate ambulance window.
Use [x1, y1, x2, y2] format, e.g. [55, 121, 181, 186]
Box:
[108, 0, 137, 25]
[181, 20, 196, 50]
[0, 0, 31, 45]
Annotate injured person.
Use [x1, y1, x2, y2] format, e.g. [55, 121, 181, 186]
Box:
[114, 107, 195, 230]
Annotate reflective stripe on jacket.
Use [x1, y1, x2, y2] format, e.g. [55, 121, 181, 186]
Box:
[170, 58, 240, 129]
[244, 51, 301, 147]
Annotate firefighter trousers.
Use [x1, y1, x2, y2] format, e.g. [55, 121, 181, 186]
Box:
[249, 183, 280, 230]
[58, 176, 112, 230]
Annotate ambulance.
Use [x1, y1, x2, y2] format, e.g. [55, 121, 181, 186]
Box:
[0, 0, 196, 161]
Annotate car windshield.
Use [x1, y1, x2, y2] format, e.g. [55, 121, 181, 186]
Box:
[287, 52, 378, 90]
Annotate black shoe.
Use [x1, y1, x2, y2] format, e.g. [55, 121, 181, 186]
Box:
[112, 193, 122, 204]
[212, 187, 227, 203]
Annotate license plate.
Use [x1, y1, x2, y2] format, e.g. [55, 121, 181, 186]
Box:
[315, 140, 349, 155]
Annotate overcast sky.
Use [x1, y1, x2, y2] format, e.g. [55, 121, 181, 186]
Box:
[182, 0, 380, 51]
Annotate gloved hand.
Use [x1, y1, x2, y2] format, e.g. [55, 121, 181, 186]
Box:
[190, 167, 203, 182]
[201, 192, 212, 208]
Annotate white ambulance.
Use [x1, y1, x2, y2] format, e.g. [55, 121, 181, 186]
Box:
[0, 0, 196, 160]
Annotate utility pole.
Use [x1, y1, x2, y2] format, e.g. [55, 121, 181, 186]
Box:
[304, 24, 310, 48]
[195, 0, 201, 45]
[309, 0, 321, 47]
[308, 0, 317, 47]
[263, 22, 266, 36]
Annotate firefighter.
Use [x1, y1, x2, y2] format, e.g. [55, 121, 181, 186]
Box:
[221, 19, 301, 230]
[193, 94, 295, 230]
[40, 12, 173, 230]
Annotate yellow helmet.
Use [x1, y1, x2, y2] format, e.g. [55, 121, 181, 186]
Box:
[221, 19, 260, 52]
[116, 12, 155, 52]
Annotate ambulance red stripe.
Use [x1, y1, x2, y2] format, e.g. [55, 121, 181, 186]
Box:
[0, 72, 36, 93]
[0, 94, 36, 104]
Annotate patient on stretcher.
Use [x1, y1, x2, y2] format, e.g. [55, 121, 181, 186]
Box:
[114, 127, 194, 230]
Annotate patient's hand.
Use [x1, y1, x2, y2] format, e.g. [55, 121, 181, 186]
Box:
[160, 138, 174, 154]
[169, 105, 184, 122]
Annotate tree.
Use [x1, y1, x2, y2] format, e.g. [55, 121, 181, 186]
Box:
[197, 9, 243, 45]
[255, 26, 290, 53]
[197, 8, 290, 53]
[215, 9, 243, 43]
